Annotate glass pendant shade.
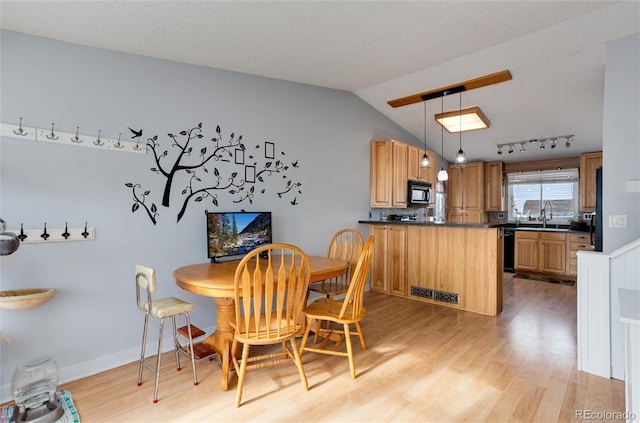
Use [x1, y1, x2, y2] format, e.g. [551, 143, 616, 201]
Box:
[437, 168, 449, 181]
[455, 148, 466, 166]
[420, 153, 429, 168]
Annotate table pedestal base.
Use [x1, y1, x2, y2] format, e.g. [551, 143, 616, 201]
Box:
[203, 297, 236, 391]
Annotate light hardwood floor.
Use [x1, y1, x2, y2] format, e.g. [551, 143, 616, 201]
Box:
[53, 274, 624, 422]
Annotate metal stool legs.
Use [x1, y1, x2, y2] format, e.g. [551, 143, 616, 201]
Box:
[137, 310, 198, 403]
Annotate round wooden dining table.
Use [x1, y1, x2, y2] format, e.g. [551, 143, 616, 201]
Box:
[174, 255, 348, 391]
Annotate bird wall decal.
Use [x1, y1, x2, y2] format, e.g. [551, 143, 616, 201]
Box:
[128, 127, 143, 139]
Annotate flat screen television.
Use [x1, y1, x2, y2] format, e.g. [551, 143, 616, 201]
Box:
[206, 211, 272, 262]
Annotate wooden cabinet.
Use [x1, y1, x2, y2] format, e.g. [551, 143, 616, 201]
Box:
[404, 224, 503, 316]
[515, 230, 567, 275]
[515, 231, 539, 271]
[370, 140, 409, 208]
[408, 146, 437, 188]
[567, 232, 593, 276]
[539, 232, 567, 274]
[391, 141, 408, 207]
[579, 152, 602, 212]
[485, 161, 504, 211]
[447, 162, 486, 222]
[369, 224, 406, 295]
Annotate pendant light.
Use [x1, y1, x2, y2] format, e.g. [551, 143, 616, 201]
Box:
[437, 95, 449, 182]
[454, 91, 466, 167]
[420, 100, 429, 169]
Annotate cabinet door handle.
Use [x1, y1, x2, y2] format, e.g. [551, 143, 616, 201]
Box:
[578, 244, 586, 248]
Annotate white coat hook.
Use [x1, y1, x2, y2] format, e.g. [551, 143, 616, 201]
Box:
[47, 123, 59, 140]
[13, 117, 27, 136]
[71, 126, 82, 143]
[94, 130, 104, 146]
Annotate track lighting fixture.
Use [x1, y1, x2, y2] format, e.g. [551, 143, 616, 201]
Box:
[497, 135, 574, 157]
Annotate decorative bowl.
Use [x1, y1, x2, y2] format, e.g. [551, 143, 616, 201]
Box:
[0, 289, 56, 310]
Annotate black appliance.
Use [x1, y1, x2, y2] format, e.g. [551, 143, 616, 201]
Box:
[407, 180, 432, 206]
[590, 167, 603, 252]
[503, 228, 515, 272]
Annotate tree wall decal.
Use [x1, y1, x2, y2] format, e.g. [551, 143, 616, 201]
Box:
[125, 122, 302, 224]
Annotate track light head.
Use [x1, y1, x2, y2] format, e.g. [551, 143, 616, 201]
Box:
[508, 145, 514, 154]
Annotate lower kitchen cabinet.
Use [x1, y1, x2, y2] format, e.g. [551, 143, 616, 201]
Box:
[567, 232, 593, 276]
[515, 230, 568, 276]
[370, 224, 407, 295]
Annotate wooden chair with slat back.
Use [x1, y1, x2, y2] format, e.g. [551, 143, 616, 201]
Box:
[300, 236, 374, 379]
[230, 243, 311, 407]
[307, 229, 363, 341]
[308, 228, 364, 299]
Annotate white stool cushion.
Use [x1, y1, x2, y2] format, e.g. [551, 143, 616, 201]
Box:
[140, 296, 194, 318]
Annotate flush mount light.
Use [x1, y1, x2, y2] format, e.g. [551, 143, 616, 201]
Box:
[434, 106, 490, 133]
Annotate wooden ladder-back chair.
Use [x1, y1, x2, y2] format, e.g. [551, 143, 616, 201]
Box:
[307, 228, 364, 300]
[300, 236, 374, 379]
[230, 243, 311, 407]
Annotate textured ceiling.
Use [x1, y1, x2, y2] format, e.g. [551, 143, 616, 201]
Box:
[1, 1, 639, 163]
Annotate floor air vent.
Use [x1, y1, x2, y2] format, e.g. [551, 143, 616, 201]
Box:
[434, 290, 459, 304]
[411, 286, 459, 304]
[411, 286, 434, 299]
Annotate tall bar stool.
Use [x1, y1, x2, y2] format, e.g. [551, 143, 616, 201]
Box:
[135, 264, 198, 403]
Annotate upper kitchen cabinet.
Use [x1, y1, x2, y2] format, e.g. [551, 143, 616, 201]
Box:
[485, 161, 504, 211]
[448, 162, 486, 222]
[579, 152, 602, 212]
[407, 145, 437, 187]
[370, 139, 415, 208]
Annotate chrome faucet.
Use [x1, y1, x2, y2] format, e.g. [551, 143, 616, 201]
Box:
[542, 200, 553, 228]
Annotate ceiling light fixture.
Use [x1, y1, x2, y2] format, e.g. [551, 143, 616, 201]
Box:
[437, 95, 449, 182]
[435, 106, 490, 133]
[454, 92, 467, 167]
[497, 135, 574, 157]
[420, 100, 429, 169]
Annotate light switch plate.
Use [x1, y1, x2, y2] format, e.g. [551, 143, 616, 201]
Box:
[608, 215, 628, 228]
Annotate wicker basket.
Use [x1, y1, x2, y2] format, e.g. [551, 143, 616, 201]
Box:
[0, 289, 56, 310]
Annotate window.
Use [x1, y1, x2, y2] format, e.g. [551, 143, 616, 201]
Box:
[507, 169, 579, 223]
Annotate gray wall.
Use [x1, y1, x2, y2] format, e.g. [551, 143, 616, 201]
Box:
[602, 33, 640, 253]
[0, 30, 420, 400]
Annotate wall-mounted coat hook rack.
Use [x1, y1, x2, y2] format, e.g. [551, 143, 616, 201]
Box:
[8, 222, 96, 244]
[1, 119, 147, 155]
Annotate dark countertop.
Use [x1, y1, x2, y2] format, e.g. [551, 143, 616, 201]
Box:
[358, 220, 503, 229]
[359, 220, 591, 232]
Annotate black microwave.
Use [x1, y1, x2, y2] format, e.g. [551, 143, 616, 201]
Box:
[407, 180, 432, 206]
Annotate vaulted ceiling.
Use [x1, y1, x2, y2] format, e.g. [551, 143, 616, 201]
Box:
[1, 1, 638, 163]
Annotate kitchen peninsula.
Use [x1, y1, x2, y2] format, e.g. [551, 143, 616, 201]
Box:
[359, 220, 504, 317]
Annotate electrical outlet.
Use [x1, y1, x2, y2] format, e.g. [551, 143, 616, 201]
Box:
[497, 212, 505, 219]
[368, 211, 372, 219]
[582, 213, 593, 221]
